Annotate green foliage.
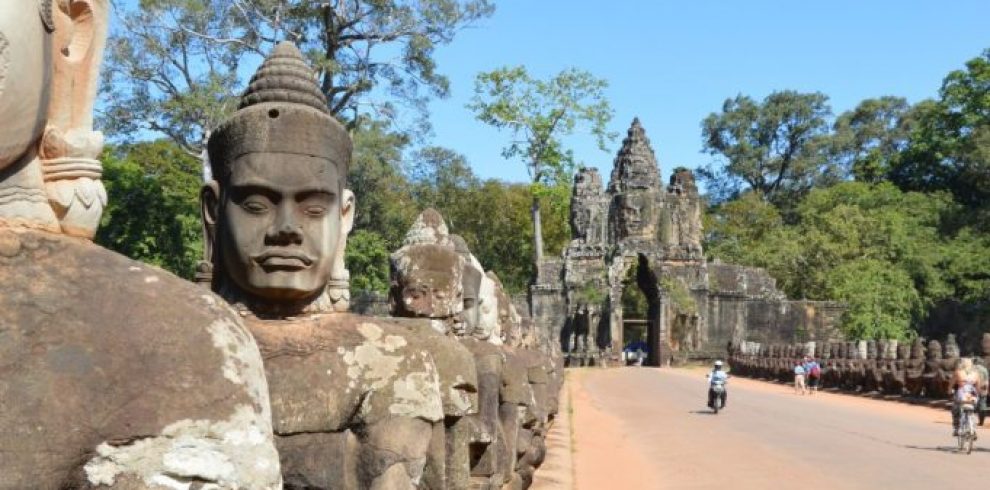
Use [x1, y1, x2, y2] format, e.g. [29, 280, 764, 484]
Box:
[345, 230, 392, 293]
[102, 0, 495, 154]
[660, 277, 697, 316]
[892, 50, 990, 211]
[830, 96, 915, 183]
[407, 146, 480, 226]
[573, 283, 606, 306]
[349, 119, 419, 251]
[468, 65, 615, 262]
[96, 140, 203, 279]
[706, 180, 990, 339]
[468, 66, 615, 184]
[699, 90, 836, 208]
[824, 259, 920, 340]
[620, 262, 648, 317]
[703, 50, 990, 340]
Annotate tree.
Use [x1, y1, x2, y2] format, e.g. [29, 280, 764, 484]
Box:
[451, 180, 537, 293]
[348, 118, 419, 251]
[100, 0, 250, 169]
[830, 96, 914, 183]
[892, 49, 990, 210]
[96, 140, 203, 278]
[102, 0, 495, 169]
[824, 259, 921, 340]
[468, 66, 615, 270]
[407, 146, 479, 225]
[699, 91, 835, 209]
[345, 229, 392, 293]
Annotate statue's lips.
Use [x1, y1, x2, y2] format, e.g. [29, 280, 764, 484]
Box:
[253, 251, 314, 270]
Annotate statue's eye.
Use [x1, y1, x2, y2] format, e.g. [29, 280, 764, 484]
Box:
[304, 205, 328, 217]
[242, 200, 269, 214]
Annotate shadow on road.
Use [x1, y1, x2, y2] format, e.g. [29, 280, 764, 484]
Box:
[903, 444, 990, 454]
[689, 410, 718, 416]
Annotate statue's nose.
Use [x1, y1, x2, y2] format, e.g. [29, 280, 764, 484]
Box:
[266, 206, 303, 245]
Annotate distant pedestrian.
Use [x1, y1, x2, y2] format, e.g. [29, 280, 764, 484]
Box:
[804, 356, 822, 395]
[974, 357, 989, 425]
[794, 362, 807, 395]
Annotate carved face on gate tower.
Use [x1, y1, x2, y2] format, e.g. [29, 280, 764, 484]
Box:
[202, 42, 354, 314]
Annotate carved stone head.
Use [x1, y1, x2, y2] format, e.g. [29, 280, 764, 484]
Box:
[389, 243, 464, 321]
[475, 272, 501, 343]
[487, 271, 517, 344]
[945, 334, 960, 358]
[202, 42, 354, 315]
[897, 343, 910, 360]
[982, 333, 990, 356]
[615, 192, 653, 238]
[911, 338, 926, 360]
[927, 340, 942, 361]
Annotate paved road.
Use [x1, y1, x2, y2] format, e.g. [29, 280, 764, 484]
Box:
[567, 367, 989, 490]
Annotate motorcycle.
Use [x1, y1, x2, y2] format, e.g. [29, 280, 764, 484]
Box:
[707, 376, 727, 414]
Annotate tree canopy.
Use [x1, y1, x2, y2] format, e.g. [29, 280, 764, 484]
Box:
[699, 91, 836, 207]
[96, 140, 204, 278]
[468, 65, 614, 265]
[700, 48, 990, 342]
[101, 0, 496, 161]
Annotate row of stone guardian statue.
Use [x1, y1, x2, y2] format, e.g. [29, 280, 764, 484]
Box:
[0, 4, 561, 488]
[729, 334, 990, 399]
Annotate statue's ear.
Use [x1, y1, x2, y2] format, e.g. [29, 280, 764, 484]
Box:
[201, 180, 220, 260]
[329, 188, 355, 282]
[201, 180, 220, 227]
[340, 188, 355, 236]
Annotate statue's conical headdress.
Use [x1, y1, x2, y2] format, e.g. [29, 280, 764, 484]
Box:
[207, 42, 349, 181]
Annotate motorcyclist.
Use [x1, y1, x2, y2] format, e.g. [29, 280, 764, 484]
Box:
[707, 360, 729, 410]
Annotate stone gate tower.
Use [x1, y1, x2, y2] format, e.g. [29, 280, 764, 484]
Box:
[530, 118, 842, 367]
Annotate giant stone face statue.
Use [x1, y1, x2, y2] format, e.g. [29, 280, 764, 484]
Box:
[203, 42, 354, 313]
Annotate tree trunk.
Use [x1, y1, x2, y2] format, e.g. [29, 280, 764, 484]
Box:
[532, 194, 544, 272]
[200, 130, 212, 183]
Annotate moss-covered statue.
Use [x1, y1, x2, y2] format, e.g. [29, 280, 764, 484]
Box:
[0, 3, 281, 487]
[201, 41, 479, 489]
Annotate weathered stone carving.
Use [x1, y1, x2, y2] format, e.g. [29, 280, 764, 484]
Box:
[535, 118, 843, 368]
[387, 213, 492, 488]
[0, 5, 281, 487]
[945, 334, 961, 359]
[39, 0, 109, 237]
[390, 210, 561, 489]
[0, 2, 61, 232]
[730, 336, 983, 401]
[570, 167, 607, 245]
[202, 42, 459, 489]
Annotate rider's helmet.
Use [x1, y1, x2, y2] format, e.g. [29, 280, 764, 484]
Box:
[714, 360, 723, 371]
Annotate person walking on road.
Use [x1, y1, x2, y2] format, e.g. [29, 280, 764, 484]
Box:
[804, 356, 821, 395]
[794, 361, 807, 395]
[973, 357, 989, 426]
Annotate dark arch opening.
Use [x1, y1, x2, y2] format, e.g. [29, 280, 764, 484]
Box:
[634, 254, 663, 366]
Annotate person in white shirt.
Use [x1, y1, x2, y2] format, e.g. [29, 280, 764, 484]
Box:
[794, 362, 807, 395]
[708, 360, 729, 409]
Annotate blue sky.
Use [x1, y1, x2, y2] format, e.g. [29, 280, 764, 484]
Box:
[424, 0, 989, 184]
